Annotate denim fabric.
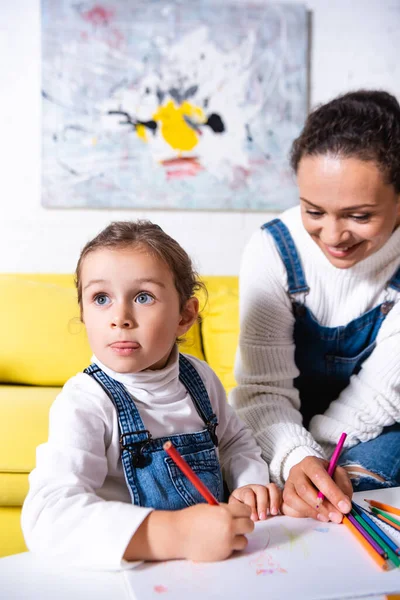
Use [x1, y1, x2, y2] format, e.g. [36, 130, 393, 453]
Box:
[263, 219, 400, 489]
[339, 423, 400, 491]
[84, 354, 224, 509]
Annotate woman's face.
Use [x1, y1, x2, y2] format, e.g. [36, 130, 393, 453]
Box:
[297, 155, 400, 268]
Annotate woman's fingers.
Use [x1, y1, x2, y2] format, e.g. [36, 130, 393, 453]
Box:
[333, 465, 354, 499]
[283, 480, 324, 520]
[285, 457, 352, 522]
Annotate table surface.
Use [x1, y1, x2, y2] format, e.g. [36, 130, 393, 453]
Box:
[1, 487, 400, 600]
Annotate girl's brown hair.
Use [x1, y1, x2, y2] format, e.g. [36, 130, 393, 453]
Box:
[75, 220, 206, 314]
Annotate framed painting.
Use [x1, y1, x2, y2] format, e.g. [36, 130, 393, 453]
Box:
[41, 1, 308, 210]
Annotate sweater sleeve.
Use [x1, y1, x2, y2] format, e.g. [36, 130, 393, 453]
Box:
[229, 229, 325, 487]
[310, 297, 400, 453]
[184, 356, 270, 490]
[21, 376, 152, 570]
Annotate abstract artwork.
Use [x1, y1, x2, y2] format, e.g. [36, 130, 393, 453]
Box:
[41, 1, 308, 210]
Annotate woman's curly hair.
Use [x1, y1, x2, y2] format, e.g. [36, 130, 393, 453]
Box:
[290, 90, 400, 193]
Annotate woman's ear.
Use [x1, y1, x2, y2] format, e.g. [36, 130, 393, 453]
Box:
[177, 297, 199, 336]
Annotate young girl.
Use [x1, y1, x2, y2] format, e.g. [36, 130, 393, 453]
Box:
[22, 221, 280, 569]
[230, 89, 400, 525]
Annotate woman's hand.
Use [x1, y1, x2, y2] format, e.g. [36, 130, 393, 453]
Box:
[282, 456, 352, 523]
[229, 483, 282, 521]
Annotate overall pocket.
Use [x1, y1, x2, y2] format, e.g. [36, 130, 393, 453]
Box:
[165, 447, 223, 507]
[325, 341, 376, 378]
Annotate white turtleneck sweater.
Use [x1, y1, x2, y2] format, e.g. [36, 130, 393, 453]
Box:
[229, 206, 400, 487]
[22, 347, 269, 570]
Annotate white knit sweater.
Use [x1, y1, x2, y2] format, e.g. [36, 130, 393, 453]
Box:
[229, 206, 400, 487]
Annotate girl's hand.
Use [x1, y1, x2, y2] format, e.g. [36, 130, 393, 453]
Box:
[178, 503, 254, 562]
[282, 456, 352, 523]
[228, 483, 282, 521]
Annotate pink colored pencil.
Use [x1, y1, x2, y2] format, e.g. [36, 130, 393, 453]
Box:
[163, 440, 219, 506]
[316, 432, 347, 509]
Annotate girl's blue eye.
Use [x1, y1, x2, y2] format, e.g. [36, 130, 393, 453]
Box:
[135, 293, 154, 305]
[306, 210, 324, 218]
[94, 294, 110, 306]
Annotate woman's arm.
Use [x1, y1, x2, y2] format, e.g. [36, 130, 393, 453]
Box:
[229, 229, 325, 485]
[230, 229, 352, 521]
[310, 300, 400, 449]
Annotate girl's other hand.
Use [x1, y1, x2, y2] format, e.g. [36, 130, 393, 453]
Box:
[228, 483, 282, 521]
[282, 456, 352, 523]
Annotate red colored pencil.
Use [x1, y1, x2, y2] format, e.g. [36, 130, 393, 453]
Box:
[163, 440, 219, 505]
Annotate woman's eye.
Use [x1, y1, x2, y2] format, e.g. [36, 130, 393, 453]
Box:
[94, 294, 110, 306]
[135, 293, 154, 305]
[306, 210, 323, 218]
[350, 214, 370, 222]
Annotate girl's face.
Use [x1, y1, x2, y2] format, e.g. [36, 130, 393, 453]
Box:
[80, 246, 198, 373]
[297, 155, 400, 268]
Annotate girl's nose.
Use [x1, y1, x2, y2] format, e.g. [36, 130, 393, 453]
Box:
[111, 317, 133, 329]
[110, 310, 135, 329]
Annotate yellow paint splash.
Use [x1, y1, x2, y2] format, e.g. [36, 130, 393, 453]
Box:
[151, 100, 206, 151]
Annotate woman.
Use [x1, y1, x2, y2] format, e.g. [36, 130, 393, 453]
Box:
[230, 90, 400, 524]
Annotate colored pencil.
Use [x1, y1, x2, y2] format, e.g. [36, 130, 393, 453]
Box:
[350, 508, 400, 567]
[365, 499, 400, 517]
[163, 440, 219, 506]
[347, 512, 387, 558]
[316, 432, 347, 509]
[342, 515, 389, 570]
[352, 502, 400, 556]
[371, 508, 400, 531]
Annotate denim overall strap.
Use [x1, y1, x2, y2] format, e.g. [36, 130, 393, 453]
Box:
[84, 360, 223, 509]
[178, 354, 219, 446]
[84, 364, 149, 504]
[388, 265, 400, 291]
[262, 219, 309, 295]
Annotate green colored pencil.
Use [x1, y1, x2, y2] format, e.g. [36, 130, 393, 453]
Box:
[371, 507, 400, 528]
[351, 509, 400, 568]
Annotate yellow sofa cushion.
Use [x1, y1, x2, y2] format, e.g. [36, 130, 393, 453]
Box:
[201, 277, 239, 394]
[0, 275, 204, 386]
[0, 386, 58, 507]
[0, 508, 27, 557]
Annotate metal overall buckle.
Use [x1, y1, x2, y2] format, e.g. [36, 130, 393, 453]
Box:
[207, 421, 219, 447]
[290, 289, 309, 317]
[120, 430, 152, 468]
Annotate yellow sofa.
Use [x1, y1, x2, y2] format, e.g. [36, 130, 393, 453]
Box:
[0, 273, 240, 557]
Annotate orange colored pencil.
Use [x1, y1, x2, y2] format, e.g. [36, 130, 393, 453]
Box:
[342, 515, 389, 570]
[365, 499, 400, 518]
[374, 512, 400, 532]
[163, 441, 219, 506]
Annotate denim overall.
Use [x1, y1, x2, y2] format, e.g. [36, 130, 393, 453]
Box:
[263, 218, 400, 490]
[84, 354, 224, 509]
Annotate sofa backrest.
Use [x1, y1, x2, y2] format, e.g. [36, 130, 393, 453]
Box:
[0, 274, 239, 394]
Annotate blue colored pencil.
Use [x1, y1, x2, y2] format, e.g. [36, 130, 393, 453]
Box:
[352, 502, 400, 556]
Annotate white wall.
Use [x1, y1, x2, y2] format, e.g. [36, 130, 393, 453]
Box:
[1, 0, 400, 275]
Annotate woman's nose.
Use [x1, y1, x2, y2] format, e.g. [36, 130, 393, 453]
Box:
[322, 220, 349, 245]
